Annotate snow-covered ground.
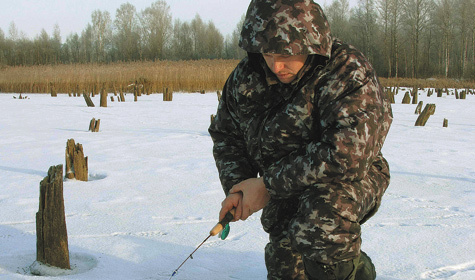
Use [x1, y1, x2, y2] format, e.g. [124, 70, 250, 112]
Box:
[0, 88, 473, 279]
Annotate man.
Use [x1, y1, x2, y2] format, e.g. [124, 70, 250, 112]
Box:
[208, 0, 392, 279]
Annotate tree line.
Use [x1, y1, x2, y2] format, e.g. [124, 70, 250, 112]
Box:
[0, 0, 474, 80]
[0, 1, 246, 66]
[325, 0, 474, 79]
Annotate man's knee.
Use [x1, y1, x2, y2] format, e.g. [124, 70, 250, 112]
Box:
[303, 256, 359, 280]
[265, 235, 305, 280]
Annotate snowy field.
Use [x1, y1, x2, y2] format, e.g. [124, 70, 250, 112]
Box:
[0, 88, 473, 280]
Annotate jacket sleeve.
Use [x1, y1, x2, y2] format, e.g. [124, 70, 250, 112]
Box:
[263, 49, 393, 199]
[209, 76, 259, 195]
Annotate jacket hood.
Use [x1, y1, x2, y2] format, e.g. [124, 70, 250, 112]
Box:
[239, 0, 332, 57]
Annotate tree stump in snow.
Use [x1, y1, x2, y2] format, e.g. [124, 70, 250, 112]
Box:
[387, 88, 395, 104]
[414, 101, 423, 114]
[65, 139, 88, 181]
[34, 164, 70, 271]
[134, 82, 138, 102]
[415, 104, 436, 126]
[100, 88, 107, 107]
[436, 88, 443, 97]
[163, 87, 173, 101]
[118, 88, 125, 102]
[50, 83, 57, 97]
[83, 93, 95, 107]
[412, 88, 418, 104]
[443, 118, 448, 127]
[402, 92, 411, 104]
[89, 118, 100, 132]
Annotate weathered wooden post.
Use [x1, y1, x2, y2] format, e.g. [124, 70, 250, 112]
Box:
[50, 83, 57, 97]
[163, 87, 173, 101]
[119, 87, 125, 102]
[443, 118, 448, 127]
[436, 88, 443, 97]
[88, 118, 100, 132]
[414, 101, 423, 114]
[415, 104, 436, 126]
[402, 92, 411, 104]
[83, 93, 95, 107]
[100, 88, 107, 107]
[32, 164, 70, 273]
[412, 88, 418, 104]
[387, 88, 395, 104]
[65, 139, 88, 181]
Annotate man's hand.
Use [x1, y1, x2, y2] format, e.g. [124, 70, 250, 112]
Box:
[219, 192, 242, 222]
[229, 177, 271, 221]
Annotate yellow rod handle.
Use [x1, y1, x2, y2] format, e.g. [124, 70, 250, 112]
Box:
[209, 208, 235, 236]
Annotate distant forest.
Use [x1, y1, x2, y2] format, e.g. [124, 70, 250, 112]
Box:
[0, 0, 474, 79]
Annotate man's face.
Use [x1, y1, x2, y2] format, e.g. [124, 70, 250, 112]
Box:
[262, 53, 308, 83]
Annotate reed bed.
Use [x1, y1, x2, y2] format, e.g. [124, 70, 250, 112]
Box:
[0, 60, 473, 94]
[0, 60, 240, 94]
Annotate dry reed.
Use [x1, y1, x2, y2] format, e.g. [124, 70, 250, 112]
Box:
[0, 60, 239, 94]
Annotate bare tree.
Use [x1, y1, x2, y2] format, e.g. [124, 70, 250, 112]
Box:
[91, 10, 112, 62]
[141, 0, 172, 60]
[455, 0, 473, 78]
[203, 21, 224, 59]
[224, 14, 246, 59]
[114, 3, 140, 61]
[80, 24, 93, 63]
[350, 0, 379, 63]
[402, 0, 433, 78]
[325, 0, 351, 40]
[434, 0, 454, 77]
[171, 19, 193, 60]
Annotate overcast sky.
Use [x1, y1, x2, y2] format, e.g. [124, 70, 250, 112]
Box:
[0, 0, 357, 41]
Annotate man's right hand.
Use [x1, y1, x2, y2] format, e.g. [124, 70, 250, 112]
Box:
[219, 192, 243, 222]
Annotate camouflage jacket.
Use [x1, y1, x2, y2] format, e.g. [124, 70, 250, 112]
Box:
[209, 0, 392, 211]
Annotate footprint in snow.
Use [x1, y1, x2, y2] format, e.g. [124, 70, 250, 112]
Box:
[420, 260, 475, 279]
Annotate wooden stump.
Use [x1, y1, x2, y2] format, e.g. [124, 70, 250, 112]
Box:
[134, 83, 138, 102]
[163, 87, 173, 101]
[443, 118, 448, 127]
[89, 118, 100, 132]
[436, 88, 443, 97]
[119, 88, 125, 102]
[65, 139, 88, 181]
[50, 83, 57, 97]
[387, 88, 395, 104]
[414, 101, 423, 114]
[415, 104, 436, 126]
[100, 89, 107, 107]
[412, 89, 418, 104]
[34, 164, 70, 271]
[83, 93, 95, 107]
[402, 92, 411, 104]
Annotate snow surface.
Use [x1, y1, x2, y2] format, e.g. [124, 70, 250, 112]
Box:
[0, 89, 473, 280]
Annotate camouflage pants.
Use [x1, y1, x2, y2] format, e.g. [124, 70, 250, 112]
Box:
[262, 168, 389, 279]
